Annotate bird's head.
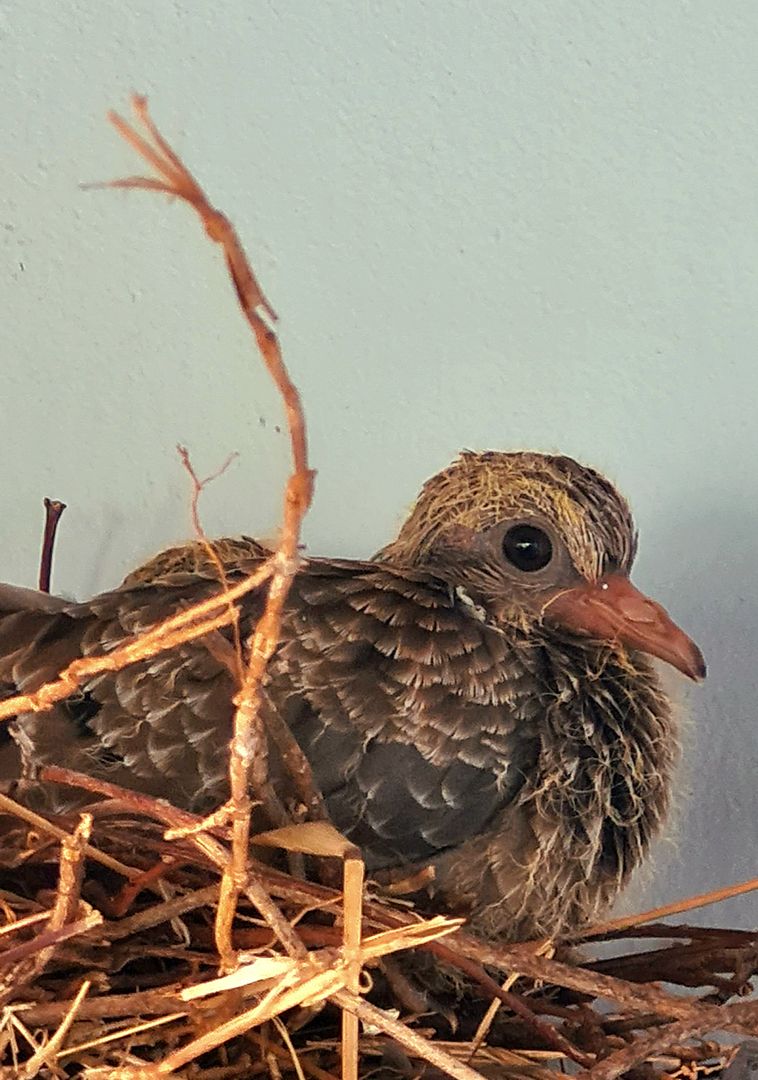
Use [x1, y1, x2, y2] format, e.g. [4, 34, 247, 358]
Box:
[377, 451, 705, 681]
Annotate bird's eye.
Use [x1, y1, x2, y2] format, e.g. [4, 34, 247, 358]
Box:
[503, 524, 553, 572]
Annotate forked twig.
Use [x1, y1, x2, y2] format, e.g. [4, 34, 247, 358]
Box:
[0, 791, 139, 879]
[100, 95, 314, 971]
[177, 444, 245, 685]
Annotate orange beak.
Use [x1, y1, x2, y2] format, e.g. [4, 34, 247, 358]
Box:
[544, 573, 706, 681]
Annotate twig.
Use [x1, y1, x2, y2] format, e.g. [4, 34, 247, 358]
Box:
[467, 970, 524, 1062]
[0, 911, 102, 971]
[38, 812, 91, 952]
[17, 985, 187, 1027]
[38, 497, 66, 593]
[452, 935, 758, 1036]
[102, 95, 314, 972]
[0, 791, 139, 879]
[456, 952, 595, 1066]
[104, 855, 184, 917]
[177, 444, 244, 685]
[575, 875, 758, 940]
[177, 445, 240, 543]
[41, 765, 307, 961]
[102, 884, 220, 940]
[18, 978, 89, 1079]
[331, 991, 487, 1080]
[580, 1016, 753, 1080]
[0, 814, 93, 1009]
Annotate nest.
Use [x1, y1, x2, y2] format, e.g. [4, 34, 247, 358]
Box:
[0, 778, 756, 1079]
[1, 98, 756, 1077]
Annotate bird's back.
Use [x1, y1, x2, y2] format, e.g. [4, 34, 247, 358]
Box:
[0, 553, 538, 857]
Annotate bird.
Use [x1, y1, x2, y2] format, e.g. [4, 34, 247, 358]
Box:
[0, 450, 704, 940]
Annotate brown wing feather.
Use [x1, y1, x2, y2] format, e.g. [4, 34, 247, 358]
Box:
[0, 557, 537, 868]
[0, 570, 256, 810]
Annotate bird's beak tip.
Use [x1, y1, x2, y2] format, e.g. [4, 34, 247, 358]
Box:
[683, 646, 707, 683]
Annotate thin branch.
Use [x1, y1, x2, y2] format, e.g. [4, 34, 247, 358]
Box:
[18, 978, 90, 1079]
[575, 875, 758, 940]
[0, 911, 102, 971]
[0, 94, 315, 987]
[451, 935, 758, 1037]
[102, 94, 314, 973]
[41, 765, 307, 962]
[17, 986, 188, 1027]
[331, 992, 487, 1080]
[0, 791, 139, 879]
[38, 498, 66, 593]
[580, 1016, 755, 1080]
[0, 814, 93, 1009]
[103, 884, 219, 941]
[431, 944, 594, 1067]
[177, 444, 244, 684]
[176, 445, 239, 541]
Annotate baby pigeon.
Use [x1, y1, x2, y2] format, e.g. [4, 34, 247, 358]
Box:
[0, 451, 703, 939]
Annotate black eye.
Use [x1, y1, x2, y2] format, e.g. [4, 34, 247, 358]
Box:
[503, 524, 553, 572]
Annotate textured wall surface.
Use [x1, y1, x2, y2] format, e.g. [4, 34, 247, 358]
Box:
[1, 2, 756, 926]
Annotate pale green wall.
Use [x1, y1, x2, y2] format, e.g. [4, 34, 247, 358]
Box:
[2, 1, 755, 925]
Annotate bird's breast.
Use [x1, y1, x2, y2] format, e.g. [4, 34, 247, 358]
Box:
[432, 642, 678, 938]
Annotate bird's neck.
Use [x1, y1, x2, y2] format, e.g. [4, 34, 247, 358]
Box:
[533, 628, 677, 882]
[442, 636, 679, 939]
[456, 620, 680, 937]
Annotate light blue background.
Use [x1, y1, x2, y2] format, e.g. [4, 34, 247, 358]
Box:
[2, 2, 755, 926]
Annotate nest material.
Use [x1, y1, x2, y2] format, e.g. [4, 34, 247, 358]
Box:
[0, 776, 755, 1080]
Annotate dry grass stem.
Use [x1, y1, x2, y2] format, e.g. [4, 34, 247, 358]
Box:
[17, 978, 90, 1079]
[576, 874, 758, 940]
